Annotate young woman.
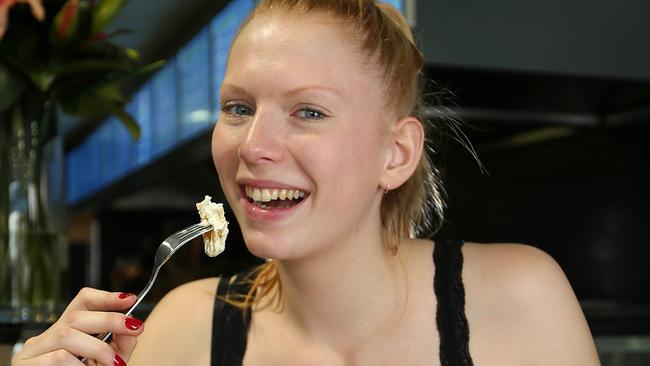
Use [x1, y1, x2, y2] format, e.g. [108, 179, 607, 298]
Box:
[13, 1, 601, 365]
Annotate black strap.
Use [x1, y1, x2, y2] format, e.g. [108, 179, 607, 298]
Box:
[434, 240, 473, 366]
[211, 275, 252, 366]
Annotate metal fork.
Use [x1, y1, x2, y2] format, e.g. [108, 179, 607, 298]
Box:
[95, 222, 213, 344]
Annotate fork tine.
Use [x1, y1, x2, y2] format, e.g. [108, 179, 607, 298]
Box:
[178, 223, 210, 238]
[174, 223, 206, 237]
[167, 224, 211, 245]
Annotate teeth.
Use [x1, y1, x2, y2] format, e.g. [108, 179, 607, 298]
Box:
[245, 186, 306, 202]
[253, 188, 262, 202]
[261, 189, 271, 202]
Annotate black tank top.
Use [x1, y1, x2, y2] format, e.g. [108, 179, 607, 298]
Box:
[211, 240, 473, 365]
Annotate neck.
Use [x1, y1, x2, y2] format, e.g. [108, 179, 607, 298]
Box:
[273, 223, 410, 351]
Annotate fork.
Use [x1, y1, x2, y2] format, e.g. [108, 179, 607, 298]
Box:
[93, 222, 213, 345]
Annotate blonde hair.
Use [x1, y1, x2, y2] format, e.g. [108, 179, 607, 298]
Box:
[227, 0, 445, 310]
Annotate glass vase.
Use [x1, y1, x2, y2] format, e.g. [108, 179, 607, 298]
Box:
[0, 95, 67, 323]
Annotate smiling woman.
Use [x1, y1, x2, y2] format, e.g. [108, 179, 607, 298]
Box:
[11, 1, 601, 365]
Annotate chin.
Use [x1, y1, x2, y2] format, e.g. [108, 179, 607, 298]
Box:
[242, 230, 297, 260]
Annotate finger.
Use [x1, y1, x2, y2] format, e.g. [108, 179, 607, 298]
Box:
[86, 359, 102, 366]
[65, 288, 137, 313]
[16, 326, 121, 365]
[65, 310, 144, 336]
[15, 348, 85, 366]
[111, 333, 138, 361]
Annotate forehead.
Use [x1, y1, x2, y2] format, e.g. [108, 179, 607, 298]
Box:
[225, 11, 384, 99]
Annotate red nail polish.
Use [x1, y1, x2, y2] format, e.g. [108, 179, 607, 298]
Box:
[118, 292, 135, 299]
[113, 353, 126, 366]
[125, 316, 143, 330]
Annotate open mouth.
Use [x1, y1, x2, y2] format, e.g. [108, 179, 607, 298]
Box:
[243, 185, 307, 209]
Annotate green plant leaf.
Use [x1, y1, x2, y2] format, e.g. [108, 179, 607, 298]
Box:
[95, 84, 127, 103]
[66, 59, 165, 98]
[110, 106, 140, 140]
[24, 65, 59, 93]
[74, 0, 95, 44]
[0, 62, 27, 112]
[73, 40, 128, 58]
[0, 49, 60, 93]
[106, 27, 135, 38]
[62, 89, 114, 116]
[92, 0, 128, 33]
[61, 88, 139, 140]
[130, 59, 166, 76]
[125, 48, 139, 60]
[57, 59, 134, 77]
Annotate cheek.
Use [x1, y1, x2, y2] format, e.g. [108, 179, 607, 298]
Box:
[212, 125, 244, 212]
[211, 123, 238, 174]
[301, 127, 386, 190]
[338, 125, 386, 169]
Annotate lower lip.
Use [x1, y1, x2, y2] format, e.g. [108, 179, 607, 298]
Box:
[240, 194, 306, 222]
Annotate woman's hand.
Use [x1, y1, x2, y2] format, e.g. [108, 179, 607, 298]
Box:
[12, 288, 145, 366]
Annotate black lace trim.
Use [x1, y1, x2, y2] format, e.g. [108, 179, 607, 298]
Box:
[434, 240, 474, 366]
[211, 274, 252, 366]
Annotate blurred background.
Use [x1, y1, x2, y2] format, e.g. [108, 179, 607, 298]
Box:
[1, 0, 649, 364]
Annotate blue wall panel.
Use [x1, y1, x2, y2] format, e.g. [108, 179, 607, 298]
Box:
[178, 28, 212, 140]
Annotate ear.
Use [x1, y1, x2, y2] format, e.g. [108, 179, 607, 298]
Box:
[380, 116, 424, 191]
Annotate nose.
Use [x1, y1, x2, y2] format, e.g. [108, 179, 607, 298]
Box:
[238, 108, 284, 164]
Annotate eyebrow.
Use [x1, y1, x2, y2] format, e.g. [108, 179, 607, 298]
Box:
[282, 85, 341, 98]
[219, 83, 252, 99]
[220, 83, 341, 99]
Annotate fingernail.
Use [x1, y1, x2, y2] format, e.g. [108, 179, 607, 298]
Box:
[125, 316, 143, 330]
[113, 353, 126, 366]
[118, 292, 135, 299]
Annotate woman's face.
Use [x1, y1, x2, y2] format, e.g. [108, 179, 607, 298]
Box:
[212, 12, 392, 260]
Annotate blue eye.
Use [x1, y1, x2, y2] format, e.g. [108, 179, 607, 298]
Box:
[222, 103, 253, 116]
[295, 107, 326, 120]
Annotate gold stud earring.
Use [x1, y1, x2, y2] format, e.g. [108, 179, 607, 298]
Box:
[384, 184, 391, 194]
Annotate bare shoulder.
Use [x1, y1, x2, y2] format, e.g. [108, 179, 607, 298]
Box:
[461, 243, 579, 313]
[461, 243, 587, 311]
[462, 242, 565, 289]
[129, 277, 219, 366]
[461, 242, 600, 365]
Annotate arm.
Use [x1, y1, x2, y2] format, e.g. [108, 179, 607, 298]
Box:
[129, 277, 219, 366]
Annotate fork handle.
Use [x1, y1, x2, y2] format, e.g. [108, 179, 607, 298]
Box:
[101, 267, 159, 341]
[79, 268, 160, 362]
